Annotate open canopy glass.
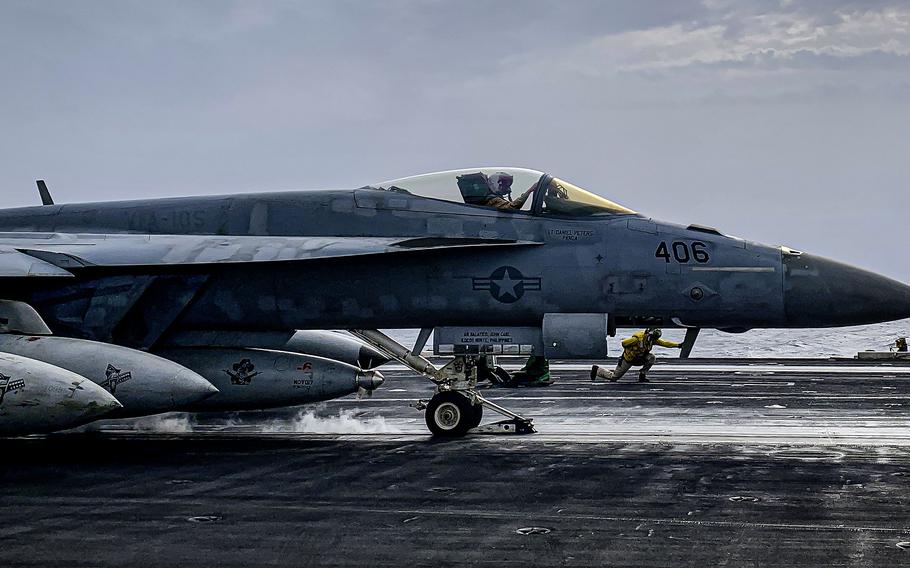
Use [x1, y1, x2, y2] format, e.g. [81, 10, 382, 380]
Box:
[366, 167, 635, 217]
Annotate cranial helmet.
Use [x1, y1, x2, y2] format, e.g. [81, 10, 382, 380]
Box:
[646, 328, 662, 340]
[488, 172, 514, 196]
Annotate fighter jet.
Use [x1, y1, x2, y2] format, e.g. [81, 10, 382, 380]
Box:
[0, 167, 907, 436]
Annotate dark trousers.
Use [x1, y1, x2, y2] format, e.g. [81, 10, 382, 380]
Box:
[596, 353, 656, 380]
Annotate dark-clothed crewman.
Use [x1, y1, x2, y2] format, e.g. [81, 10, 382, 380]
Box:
[591, 328, 681, 383]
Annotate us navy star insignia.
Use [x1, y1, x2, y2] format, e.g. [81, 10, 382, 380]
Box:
[472, 266, 542, 304]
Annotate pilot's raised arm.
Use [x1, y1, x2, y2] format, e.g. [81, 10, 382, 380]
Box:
[483, 173, 536, 210]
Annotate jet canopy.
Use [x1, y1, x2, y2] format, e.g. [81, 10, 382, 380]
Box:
[366, 167, 635, 216]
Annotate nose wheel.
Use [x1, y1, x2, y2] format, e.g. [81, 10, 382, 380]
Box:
[421, 390, 531, 437]
[425, 391, 480, 437]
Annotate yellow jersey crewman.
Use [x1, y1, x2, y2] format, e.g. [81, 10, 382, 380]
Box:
[591, 328, 681, 383]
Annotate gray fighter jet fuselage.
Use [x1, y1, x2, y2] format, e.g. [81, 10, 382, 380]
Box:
[1, 169, 908, 346]
[3, 167, 908, 436]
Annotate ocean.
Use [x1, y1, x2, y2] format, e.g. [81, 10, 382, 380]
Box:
[384, 318, 910, 359]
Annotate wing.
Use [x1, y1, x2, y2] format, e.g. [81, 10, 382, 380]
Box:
[0, 233, 542, 347]
[0, 233, 542, 270]
[0, 246, 74, 277]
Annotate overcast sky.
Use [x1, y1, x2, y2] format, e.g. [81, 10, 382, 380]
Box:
[1, 0, 908, 280]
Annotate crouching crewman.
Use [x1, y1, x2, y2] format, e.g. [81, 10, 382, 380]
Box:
[591, 328, 681, 383]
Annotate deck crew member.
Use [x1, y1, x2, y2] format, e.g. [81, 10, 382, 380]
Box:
[591, 328, 681, 383]
[507, 355, 552, 387]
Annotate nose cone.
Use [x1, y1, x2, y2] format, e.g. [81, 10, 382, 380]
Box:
[356, 369, 385, 392]
[79, 384, 124, 420]
[171, 369, 220, 407]
[784, 253, 910, 327]
[114, 365, 219, 418]
[57, 377, 123, 427]
[358, 345, 391, 370]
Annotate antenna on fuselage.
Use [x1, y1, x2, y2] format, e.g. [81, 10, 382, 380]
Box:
[35, 180, 54, 206]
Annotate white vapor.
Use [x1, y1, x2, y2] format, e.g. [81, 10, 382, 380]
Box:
[261, 406, 397, 434]
[129, 413, 196, 433]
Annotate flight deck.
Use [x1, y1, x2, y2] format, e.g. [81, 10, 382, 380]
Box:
[2, 358, 910, 567]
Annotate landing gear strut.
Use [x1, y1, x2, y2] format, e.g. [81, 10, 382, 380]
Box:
[349, 329, 535, 437]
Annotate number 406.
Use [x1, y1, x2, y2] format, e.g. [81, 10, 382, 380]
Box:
[655, 241, 710, 264]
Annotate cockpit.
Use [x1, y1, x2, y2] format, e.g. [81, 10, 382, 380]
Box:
[365, 167, 635, 217]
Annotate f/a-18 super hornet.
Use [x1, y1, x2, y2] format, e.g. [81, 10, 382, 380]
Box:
[1, 167, 908, 436]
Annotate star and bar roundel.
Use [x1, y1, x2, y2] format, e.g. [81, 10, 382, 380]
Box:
[472, 266, 542, 304]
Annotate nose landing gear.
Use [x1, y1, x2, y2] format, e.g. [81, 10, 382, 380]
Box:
[350, 329, 535, 437]
[416, 389, 533, 436]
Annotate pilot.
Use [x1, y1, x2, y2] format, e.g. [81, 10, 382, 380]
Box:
[590, 328, 681, 383]
[482, 172, 536, 210]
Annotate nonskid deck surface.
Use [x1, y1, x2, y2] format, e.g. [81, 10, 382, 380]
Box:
[2, 359, 910, 567]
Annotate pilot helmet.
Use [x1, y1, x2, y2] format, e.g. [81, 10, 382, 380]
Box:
[646, 328, 662, 340]
[488, 172, 514, 196]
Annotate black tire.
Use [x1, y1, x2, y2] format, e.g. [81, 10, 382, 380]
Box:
[465, 403, 484, 430]
[425, 392, 474, 437]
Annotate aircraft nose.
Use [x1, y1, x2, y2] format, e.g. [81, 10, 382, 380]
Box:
[783, 253, 910, 327]
[356, 369, 384, 392]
